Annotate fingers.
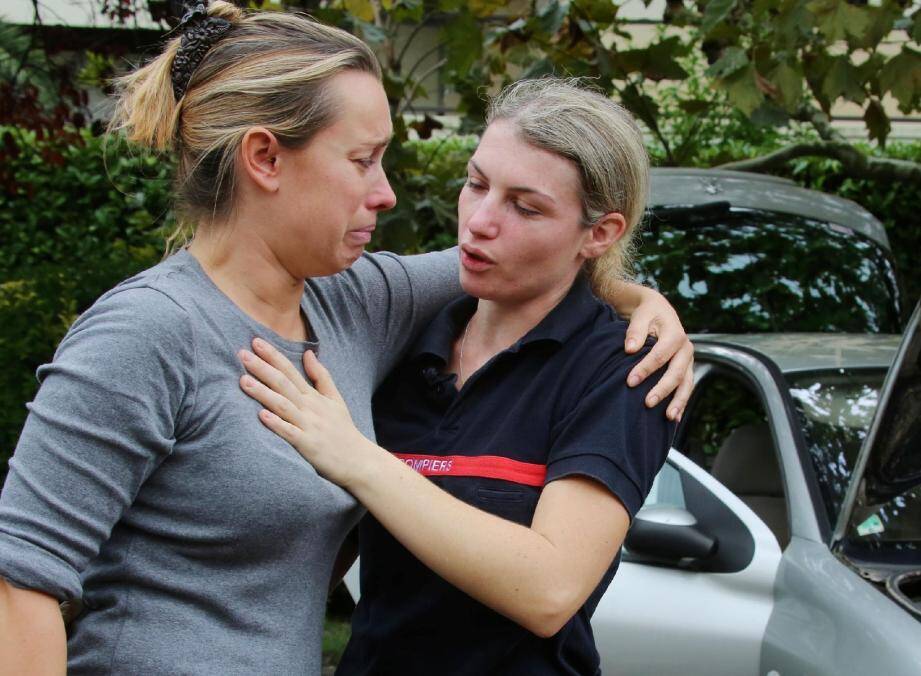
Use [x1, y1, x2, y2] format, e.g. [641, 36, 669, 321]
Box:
[304, 350, 346, 405]
[668, 361, 695, 422]
[250, 338, 312, 395]
[626, 336, 671, 389]
[642, 340, 694, 418]
[239, 346, 306, 406]
[240, 373, 306, 427]
[623, 307, 656, 355]
[258, 409, 304, 447]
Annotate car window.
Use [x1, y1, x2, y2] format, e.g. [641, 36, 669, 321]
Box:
[682, 373, 766, 472]
[642, 463, 686, 510]
[789, 369, 921, 556]
[680, 371, 789, 547]
[635, 206, 901, 334]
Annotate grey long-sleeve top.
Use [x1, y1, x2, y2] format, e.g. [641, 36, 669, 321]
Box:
[0, 248, 459, 675]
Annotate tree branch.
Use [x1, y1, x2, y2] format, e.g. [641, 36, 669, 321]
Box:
[397, 57, 447, 115]
[792, 104, 846, 143]
[717, 141, 921, 183]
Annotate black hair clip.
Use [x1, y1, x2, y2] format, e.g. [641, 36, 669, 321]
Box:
[170, 1, 232, 101]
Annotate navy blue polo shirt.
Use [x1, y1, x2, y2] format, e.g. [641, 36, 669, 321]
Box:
[337, 275, 674, 676]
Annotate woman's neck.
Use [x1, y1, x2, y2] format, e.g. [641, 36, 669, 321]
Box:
[187, 226, 309, 342]
[453, 283, 572, 387]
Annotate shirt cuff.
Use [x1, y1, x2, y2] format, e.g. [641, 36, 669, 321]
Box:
[546, 452, 644, 518]
[0, 533, 82, 601]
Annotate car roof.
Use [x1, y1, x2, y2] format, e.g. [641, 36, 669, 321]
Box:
[691, 333, 901, 374]
[649, 168, 890, 251]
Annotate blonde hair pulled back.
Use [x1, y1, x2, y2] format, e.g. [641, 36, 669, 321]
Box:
[109, 2, 382, 244]
[486, 78, 649, 299]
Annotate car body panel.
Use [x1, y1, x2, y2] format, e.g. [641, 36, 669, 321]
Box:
[763, 537, 921, 676]
[648, 169, 890, 251]
[595, 450, 782, 676]
[693, 333, 900, 376]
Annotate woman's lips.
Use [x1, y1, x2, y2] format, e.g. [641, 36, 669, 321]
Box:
[345, 226, 375, 246]
[460, 246, 495, 272]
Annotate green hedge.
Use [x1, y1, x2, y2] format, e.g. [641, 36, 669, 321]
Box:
[1, 127, 919, 478]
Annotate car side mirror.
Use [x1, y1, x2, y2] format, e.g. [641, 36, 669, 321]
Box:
[625, 505, 717, 566]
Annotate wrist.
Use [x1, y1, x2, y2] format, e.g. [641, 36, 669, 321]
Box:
[608, 280, 650, 318]
[342, 437, 391, 494]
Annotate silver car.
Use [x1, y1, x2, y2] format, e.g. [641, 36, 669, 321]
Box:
[593, 171, 919, 675]
[598, 316, 921, 675]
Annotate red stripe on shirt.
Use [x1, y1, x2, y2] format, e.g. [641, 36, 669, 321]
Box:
[393, 453, 546, 487]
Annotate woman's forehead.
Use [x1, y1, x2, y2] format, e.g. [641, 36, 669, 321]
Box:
[473, 121, 582, 200]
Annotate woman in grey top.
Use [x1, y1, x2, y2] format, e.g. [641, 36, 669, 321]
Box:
[0, 3, 692, 674]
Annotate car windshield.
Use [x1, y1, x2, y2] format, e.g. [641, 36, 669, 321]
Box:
[788, 369, 921, 556]
[635, 206, 901, 334]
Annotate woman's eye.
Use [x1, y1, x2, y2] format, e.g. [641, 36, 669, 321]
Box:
[355, 158, 374, 169]
[466, 178, 486, 191]
[514, 202, 540, 217]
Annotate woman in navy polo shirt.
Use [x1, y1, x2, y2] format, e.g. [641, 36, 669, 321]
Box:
[240, 78, 675, 675]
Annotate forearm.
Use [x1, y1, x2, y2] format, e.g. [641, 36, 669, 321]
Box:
[348, 447, 576, 636]
[598, 279, 653, 319]
[0, 578, 66, 675]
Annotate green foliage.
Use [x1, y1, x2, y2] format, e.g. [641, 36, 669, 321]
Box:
[784, 141, 921, 316]
[322, 618, 352, 668]
[375, 133, 476, 254]
[0, 127, 173, 476]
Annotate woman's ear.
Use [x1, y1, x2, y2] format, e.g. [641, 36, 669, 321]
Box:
[581, 212, 627, 260]
[239, 127, 281, 193]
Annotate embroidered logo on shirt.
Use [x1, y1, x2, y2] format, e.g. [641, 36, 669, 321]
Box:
[393, 453, 546, 487]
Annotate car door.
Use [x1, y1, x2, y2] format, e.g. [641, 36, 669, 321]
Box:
[761, 301, 921, 676]
[592, 449, 782, 676]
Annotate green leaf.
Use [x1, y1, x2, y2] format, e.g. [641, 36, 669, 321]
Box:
[879, 47, 921, 114]
[701, 0, 737, 36]
[807, 0, 872, 43]
[853, 4, 899, 50]
[770, 61, 803, 110]
[863, 98, 890, 147]
[706, 46, 749, 79]
[821, 56, 865, 105]
[575, 0, 618, 24]
[619, 84, 661, 132]
[537, 0, 571, 35]
[749, 102, 789, 127]
[614, 36, 690, 81]
[679, 99, 711, 115]
[392, 0, 424, 23]
[469, 0, 508, 18]
[441, 11, 483, 74]
[724, 65, 764, 116]
[355, 20, 387, 45]
[342, 0, 375, 22]
[774, 0, 814, 49]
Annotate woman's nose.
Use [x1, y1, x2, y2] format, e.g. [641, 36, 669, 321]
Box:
[368, 171, 397, 211]
[465, 200, 500, 239]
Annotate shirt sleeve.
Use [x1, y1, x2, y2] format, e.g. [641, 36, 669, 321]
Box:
[345, 247, 462, 383]
[545, 342, 676, 519]
[0, 286, 196, 600]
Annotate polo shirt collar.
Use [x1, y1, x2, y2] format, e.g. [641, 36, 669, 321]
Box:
[408, 273, 601, 364]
